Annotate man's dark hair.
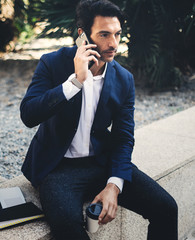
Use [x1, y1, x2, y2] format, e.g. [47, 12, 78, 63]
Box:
[76, 0, 125, 36]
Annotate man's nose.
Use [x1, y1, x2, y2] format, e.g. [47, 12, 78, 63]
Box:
[108, 35, 118, 49]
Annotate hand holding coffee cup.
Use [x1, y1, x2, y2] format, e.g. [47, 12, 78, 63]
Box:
[86, 203, 102, 233]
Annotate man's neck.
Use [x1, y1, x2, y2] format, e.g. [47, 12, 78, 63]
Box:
[90, 61, 106, 76]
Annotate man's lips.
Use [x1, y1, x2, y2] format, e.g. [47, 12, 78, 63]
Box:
[103, 49, 117, 55]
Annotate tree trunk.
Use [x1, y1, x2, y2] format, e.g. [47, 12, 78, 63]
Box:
[0, 0, 15, 51]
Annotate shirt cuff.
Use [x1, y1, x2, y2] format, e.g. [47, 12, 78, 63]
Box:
[107, 177, 124, 194]
[62, 73, 81, 100]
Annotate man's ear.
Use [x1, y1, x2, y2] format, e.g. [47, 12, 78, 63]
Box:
[78, 28, 83, 36]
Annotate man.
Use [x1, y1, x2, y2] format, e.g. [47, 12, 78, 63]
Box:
[20, 0, 178, 239]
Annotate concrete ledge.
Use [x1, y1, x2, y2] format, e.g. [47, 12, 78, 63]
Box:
[121, 157, 195, 240]
[184, 228, 195, 240]
[0, 175, 51, 240]
[132, 106, 195, 179]
[0, 106, 195, 239]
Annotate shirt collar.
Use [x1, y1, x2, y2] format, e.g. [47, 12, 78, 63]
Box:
[102, 63, 107, 79]
[93, 63, 107, 81]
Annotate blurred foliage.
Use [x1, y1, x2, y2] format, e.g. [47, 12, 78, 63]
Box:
[0, 0, 195, 90]
[125, 0, 195, 89]
[27, 0, 78, 39]
[0, 0, 34, 51]
[0, 18, 14, 51]
[14, 0, 35, 43]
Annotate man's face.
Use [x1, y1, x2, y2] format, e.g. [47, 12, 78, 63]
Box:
[90, 16, 122, 63]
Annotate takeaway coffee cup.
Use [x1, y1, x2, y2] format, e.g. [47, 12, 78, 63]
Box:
[86, 203, 102, 233]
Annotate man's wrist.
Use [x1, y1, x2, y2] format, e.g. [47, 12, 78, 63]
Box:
[62, 73, 81, 100]
[107, 177, 124, 193]
[107, 183, 120, 195]
[71, 74, 83, 89]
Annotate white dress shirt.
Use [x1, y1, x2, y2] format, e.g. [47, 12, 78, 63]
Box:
[62, 64, 124, 192]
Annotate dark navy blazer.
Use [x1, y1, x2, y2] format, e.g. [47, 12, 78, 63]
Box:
[20, 46, 135, 187]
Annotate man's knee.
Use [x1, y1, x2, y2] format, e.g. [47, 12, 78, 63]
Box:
[152, 194, 178, 220]
[50, 204, 84, 227]
[167, 196, 178, 218]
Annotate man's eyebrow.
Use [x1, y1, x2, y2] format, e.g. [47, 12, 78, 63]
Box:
[97, 29, 122, 34]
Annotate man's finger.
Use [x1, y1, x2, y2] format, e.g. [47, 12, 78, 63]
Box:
[100, 204, 116, 224]
[85, 43, 97, 49]
[98, 204, 108, 223]
[91, 194, 101, 204]
[88, 55, 99, 66]
[85, 49, 101, 58]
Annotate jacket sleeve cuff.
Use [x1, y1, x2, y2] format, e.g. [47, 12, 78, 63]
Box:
[107, 177, 124, 194]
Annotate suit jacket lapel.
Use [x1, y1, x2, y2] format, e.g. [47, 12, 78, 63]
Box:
[92, 61, 115, 127]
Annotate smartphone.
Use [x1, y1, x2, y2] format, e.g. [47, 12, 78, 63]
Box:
[75, 32, 90, 47]
[75, 32, 94, 68]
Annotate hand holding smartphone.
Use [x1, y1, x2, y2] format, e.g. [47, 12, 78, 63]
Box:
[75, 32, 97, 69]
[74, 32, 100, 83]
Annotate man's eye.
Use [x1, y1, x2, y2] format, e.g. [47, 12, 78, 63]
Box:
[100, 34, 108, 38]
[116, 32, 121, 36]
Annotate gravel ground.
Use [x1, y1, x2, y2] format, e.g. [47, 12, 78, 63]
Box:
[0, 59, 195, 180]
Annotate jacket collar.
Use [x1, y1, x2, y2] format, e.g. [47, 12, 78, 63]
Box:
[92, 60, 115, 127]
[100, 60, 115, 105]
